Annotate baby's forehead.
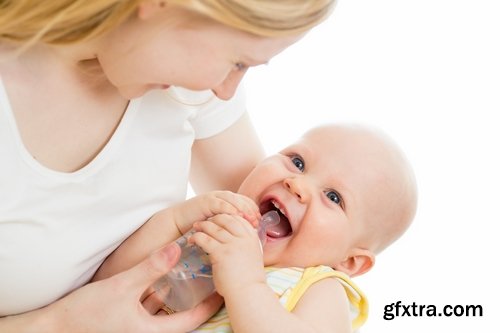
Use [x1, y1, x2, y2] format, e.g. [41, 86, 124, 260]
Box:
[300, 125, 397, 158]
[302, 124, 376, 142]
[294, 126, 373, 157]
[297, 125, 412, 190]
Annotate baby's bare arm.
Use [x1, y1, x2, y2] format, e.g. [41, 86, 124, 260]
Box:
[225, 277, 352, 333]
[94, 191, 260, 281]
[93, 208, 180, 281]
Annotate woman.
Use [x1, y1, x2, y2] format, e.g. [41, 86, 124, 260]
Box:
[0, 1, 336, 332]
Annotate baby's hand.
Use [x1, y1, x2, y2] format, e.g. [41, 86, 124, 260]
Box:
[172, 191, 260, 234]
[191, 213, 266, 298]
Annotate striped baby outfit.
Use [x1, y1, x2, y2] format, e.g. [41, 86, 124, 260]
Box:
[191, 265, 368, 332]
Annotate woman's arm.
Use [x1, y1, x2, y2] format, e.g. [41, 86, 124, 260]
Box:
[190, 112, 265, 193]
[0, 244, 222, 333]
[92, 208, 180, 281]
[0, 306, 53, 333]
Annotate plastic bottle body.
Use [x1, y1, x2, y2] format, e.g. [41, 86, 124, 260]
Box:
[154, 230, 215, 311]
[153, 211, 280, 311]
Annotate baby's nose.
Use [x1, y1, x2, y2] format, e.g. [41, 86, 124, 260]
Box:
[283, 178, 309, 202]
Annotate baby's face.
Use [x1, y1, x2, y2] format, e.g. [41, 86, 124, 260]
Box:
[238, 125, 403, 270]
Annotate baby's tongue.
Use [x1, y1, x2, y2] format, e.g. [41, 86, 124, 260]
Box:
[266, 214, 292, 238]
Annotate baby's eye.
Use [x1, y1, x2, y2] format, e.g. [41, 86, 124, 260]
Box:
[325, 190, 343, 206]
[290, 155, 305, 172]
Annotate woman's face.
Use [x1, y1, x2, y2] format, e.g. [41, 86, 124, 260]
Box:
[97, 5, 301, 99]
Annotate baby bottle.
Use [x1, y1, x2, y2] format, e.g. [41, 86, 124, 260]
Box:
[153, 211, 280, 312]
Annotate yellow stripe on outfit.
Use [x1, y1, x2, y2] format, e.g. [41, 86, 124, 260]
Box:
[281, 266, 368, 330]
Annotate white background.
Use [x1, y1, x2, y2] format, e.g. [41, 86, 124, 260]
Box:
[244, 0, 499, 331]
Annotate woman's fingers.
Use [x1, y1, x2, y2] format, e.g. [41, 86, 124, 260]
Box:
[122, 243, 180, 296]
[142, 288, 165, 315]
[154, 292, 223, 331]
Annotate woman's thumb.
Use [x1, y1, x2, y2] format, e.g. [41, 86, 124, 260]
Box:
[127, 242, 181, 290]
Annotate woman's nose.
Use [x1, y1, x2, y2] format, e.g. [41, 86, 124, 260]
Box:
[283, 178, 309, 203]
[211, 69, 247, 100]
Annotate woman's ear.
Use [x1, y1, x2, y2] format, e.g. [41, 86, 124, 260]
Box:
[137, 0, 167, 20]
[334, 248, 375, 277]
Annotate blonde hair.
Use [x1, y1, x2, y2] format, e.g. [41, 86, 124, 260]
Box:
[0, 0, 336, 50]
[169, 0, 336, 37]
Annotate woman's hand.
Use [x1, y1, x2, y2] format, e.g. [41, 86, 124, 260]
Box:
[0, 243, 223, 333]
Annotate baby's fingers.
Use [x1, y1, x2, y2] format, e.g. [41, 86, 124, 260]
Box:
[212, 191, 260, 225]
[200, 214, 257, 240]
[193, 218, 232, 244]
[189, 226, 222, 256]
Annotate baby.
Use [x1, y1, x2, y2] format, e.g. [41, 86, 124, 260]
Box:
[95, 123, 417, 333]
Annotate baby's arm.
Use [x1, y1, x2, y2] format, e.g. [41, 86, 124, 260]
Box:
[93, 191, 259, 281]
[92, 207, 179, 281]
[227, 276, 352, 333]
[192, 214, 352, 333]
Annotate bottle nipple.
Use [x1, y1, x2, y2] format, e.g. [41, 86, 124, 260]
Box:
[257, 210, 280, 248]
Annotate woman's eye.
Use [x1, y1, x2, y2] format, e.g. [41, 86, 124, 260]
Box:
[325, 190, 342, 206]
[290, 156, 305, 172]
[235, 62, 248, 71]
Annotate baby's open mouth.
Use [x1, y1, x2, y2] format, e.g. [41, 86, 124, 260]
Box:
[259, 199, 292, 238]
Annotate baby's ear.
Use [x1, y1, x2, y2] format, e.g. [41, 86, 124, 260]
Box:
[334, 249, 375, 277]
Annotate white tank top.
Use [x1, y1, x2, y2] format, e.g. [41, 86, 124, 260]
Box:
[0, 79, 246, 315]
